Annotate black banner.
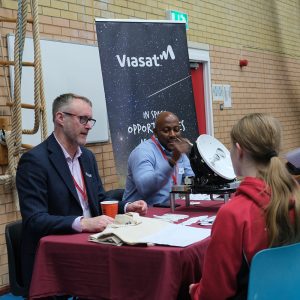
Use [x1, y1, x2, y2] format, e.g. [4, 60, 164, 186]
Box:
[96, 20, 198, 183]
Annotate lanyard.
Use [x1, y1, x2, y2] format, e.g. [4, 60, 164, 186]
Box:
[72, 169, 87, 202]
[151, 135, 177, 185]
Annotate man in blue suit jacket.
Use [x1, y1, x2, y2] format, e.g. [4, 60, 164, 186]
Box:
[16, 93, 147, 291]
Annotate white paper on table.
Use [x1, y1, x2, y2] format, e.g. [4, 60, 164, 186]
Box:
[153, 214, 189, 222]
[139, 223, 211, 247]
[180, 215, 209, 226]
[189, 194, 223, 201]
[199, 215, 216, 226]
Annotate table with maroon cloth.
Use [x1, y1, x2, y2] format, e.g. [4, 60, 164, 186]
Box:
[29, 200, 222, 300]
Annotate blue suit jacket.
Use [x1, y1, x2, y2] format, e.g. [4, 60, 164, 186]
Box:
[16, 133, 124, 288]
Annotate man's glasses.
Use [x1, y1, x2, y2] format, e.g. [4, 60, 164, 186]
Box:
[62, 112, 96, 127]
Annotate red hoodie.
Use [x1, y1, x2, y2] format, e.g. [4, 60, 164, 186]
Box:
[190, 177, 271, 300]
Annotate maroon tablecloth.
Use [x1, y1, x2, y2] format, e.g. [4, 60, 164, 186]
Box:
[29, 200, 222, 300]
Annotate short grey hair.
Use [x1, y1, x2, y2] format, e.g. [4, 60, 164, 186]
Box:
[52, 93, 92, 122]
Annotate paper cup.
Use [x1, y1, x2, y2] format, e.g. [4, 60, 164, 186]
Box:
[101, 200, 118, 218]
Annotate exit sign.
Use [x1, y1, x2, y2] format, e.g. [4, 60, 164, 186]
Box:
[166, 10, 189, 29]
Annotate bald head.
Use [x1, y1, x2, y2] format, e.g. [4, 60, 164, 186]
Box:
[154, 111, 179, 128]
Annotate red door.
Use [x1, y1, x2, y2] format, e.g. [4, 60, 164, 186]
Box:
[191, 63, 206, 134]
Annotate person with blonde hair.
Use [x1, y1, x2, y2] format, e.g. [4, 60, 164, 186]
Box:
[189, 113, 300, 300]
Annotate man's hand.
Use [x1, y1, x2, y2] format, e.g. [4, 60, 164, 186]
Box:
[126, 200, 148, 216]
[171, 137, 193, 162]
[80, 215, 114, 233]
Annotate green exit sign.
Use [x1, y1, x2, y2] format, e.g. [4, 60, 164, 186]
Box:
[166, 10, 189, 29]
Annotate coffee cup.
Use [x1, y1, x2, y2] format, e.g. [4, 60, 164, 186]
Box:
[101, 200, 118, 218]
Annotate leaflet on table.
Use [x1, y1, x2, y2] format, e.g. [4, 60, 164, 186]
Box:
[138, 225, 211, 247]
[180, 215, 209, 226]
[189, 194, 224, 201]
[153, 213, 189, 222]
[89, 213, 211, 247]
[198, 215, 216, 226]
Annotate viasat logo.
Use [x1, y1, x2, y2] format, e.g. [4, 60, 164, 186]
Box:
[116, 45, 175, 68]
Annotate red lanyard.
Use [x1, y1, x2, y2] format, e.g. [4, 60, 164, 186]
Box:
[151, 135, 177, 185]
[72, 170, 87, 202]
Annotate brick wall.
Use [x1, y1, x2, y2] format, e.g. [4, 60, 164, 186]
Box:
[211, 45, 300, 151]
[0, 0, 300, 292]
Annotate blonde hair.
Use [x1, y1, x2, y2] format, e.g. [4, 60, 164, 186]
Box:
[231, 113, 300, 247]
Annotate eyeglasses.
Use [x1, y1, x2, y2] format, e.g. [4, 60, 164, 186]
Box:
[62, 112, 96, 127]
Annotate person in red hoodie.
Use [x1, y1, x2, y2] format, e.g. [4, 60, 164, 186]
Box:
[189, 113, 300, 300]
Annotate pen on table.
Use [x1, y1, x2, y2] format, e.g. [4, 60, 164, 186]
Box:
[198, 222, 214, 226]
[199, 220, 214, 224]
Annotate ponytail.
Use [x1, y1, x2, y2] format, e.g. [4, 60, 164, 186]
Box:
[260, 156, 300, 246]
